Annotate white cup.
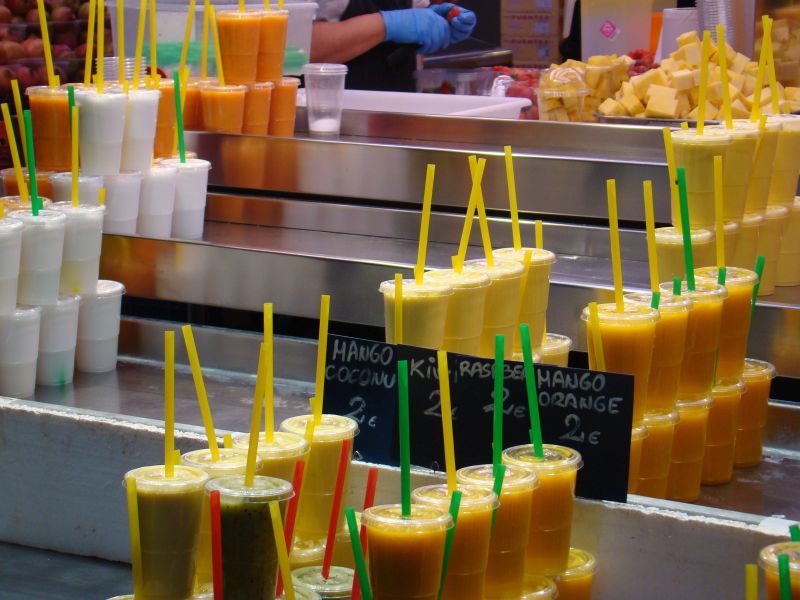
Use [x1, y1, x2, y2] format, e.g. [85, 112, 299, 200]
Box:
[51, 202, 106, 295]
[0, 217, 23, 315]
[75, 88, 127, 176]
[0, 306, 42, 397]
[104, 171, 143, 235]
[49, 173, 103, 205]
[9, 209, 66, 306]
[34, 295, 80, 386]
[138, 163, 177, 238]
[161, 158, 211, 240]
[121, 88, 161, 172]
[76, 280, 125, 373]
[302, 63, 348, 136]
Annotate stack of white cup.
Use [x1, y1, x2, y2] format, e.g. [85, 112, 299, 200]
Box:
[76, 280, 126, 373]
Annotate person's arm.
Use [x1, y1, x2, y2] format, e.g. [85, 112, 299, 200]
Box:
[310, 14, 386, 64]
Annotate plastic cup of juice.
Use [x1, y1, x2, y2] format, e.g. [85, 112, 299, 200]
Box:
[554, 547, 596, 600]
[701, 378, 745, 485]
[201, 84, 247, 134]
[776, 197, 800, 285]
[457, 464, 538, 600]
[0, 217, 22, 316]
[183, 79, 205, 131]
[636, 409, 679, 499]
[330, 512, 360, 569]
[493, 247, 556, 355]
[154, 79, 177, 159]
[121, 87, 161, 172]
[123, 465, 209, 600]
[756, 204, 790, 296]
[666, 396, 712, 502]
[363, 503, 453, 600]
[51, 202, 105, 295]
[103, 171, 143, 235]
[243, 82, 274, 136]
[707, 121, 761, 221]
[291, 566, 354, 599]
[767, 114, 800, 206]
[257, 9, 289, 82]
[207, 474, 294, 600]
[625, 291, 692, 415]
[655, 226, 715, 281]
[423, 268, 490, 356]
[138, 163, 178, 239]
[759, 542, 800, 600]
[628, 422, 648, 494]
[27, 86, 71, 172]
[76, 280, 125, 373]
[730, 211, 764, 270]
[502, 444, 583, 575]
[520, 575, 558, 599]
[303, 63, 348, 136]
[581, 302, 659, 424]
[289, 537, 325, 570]
[464, 258, 525, 359]
[0, 306, 41, 397]
[2, 168, 55, 199]
[379, 278, 453, 350]
[10, 209, 66, 306]
[75, 87, 127, 176]
[660, 280, 727, 402]
[734, 359, 776, 468]
[162, 158, 212, 240]
[232, 430, 309, 482]
[724, 220, 740, 267]
[269, 77, 300, 137]
[744, 119, 781, 214]
[670, 128, 732, 228]
[49, 173, 103, 205]
[280, 414, 358, 542]
[539, 333, 572, 368]
[217, 9, 263, 85]
[33, 294, 79, 386]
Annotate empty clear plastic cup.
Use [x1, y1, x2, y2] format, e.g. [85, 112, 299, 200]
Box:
[138, 164, 177, 238]
[0, 306, 41, 397]
[121, 88, 161, 171]
[76, 280, 125, 373]
[49, 173, 103, 205]
[33, 294, 80, 386]
[0, 217, 23, 315]
[104, 171, 144, 235]
[162, 158, 211, 240]
[51, 202, 106, 295]
[303, 63, 348, 136]
[75, 87, 128, 176]
[10, 209, 66, 306]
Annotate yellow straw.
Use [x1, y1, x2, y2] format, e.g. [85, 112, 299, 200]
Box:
[97, 0, 105, 94]
[2, 104, 29, 204]
[314, 295, 330, 425]
[245, 343, 268, 487]
[133, 0, 146, 89]
[752, 20, 769, 121]
[534, 220, 543, 249]
[209, 5, 225, 86]
[224, 433, 233, 448]
[179, 0, 196, 76]
[71, 106, 79, 207]
[518, 249, 533, 310]
[606, 179, 624, 312]
[11, 81, 27, 166]
[304, 412, 316, 444]
[415, 164, 435, 285]
[697, 30, 711, 135]
[264, 0, 272, 12]
[716, 25, 733, 128]
[201, 0, 210, 80]
[469, 155, 494, 266]
[269, 501, 295, 600]
[588, 302, 606, 371]
[35, 0, 56, 87]
[662, 128, 679, 229]
[239, 0, 244, 12]
[643, 180, 659, 293]
[125, 476, 143, 597]
[394, 273, 403, 345]
[116, 0, 125, 84]
[436, 350, 457, 494]
[164, 330, 175, 477]
[279, 0, 284, 11]
[504, 146, 522, 250]
[713, 155, 725, 268]
[83, 0, 96, 86]
[745, 564, 758, 600]
[98, 187, 106, 205]
[681, 121, 689, 130]
[454, 156, 486, 273]
[264, 303, 275, 444]
[148, 0, 157, 79]
[181, 324, 220, 461]
[764, 16, 780, 115]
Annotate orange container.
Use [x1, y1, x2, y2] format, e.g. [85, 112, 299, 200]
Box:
[667, 397, 712, 503]
[637, 410, 679, 499]
[27, 86, 71, 172]
[154, 79, 177, 159]
[201, 84, 247, 134]
[554, 548, 596, 600]
[2, 168, 54, 200]
[759, 542, 800, 600]
[702, 379, 745, 485]
[628, 423, 648, 493]
[734, 359, 776, 468]
[269, 77, 300, 137]
[257, 10, 289, 82]
[183, 79, 213, 131]
[217, 9, 263, 85]
[243, 82, 274, 135]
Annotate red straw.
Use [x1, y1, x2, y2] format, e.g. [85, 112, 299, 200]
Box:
[351, 467, 379, 600]
[321, 438, 352, 580]
[210, 490, 223, 600]
[276, 460, 306, 598]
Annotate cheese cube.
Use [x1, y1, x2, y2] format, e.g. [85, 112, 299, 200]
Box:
[646, 84, 678, 103]
[730, 98, 750, 119]
[784, 41, 800, 61]
[621, 81, 635, 97]
[742, 74, 757, 97]
[652, 68, 670, 87]
[681, 42, 703, 67]
[690, 87, 700, 105]
[710, 66, 722, 83]
[774, 19, 790, 42]
[671, 69, 695, 90]
[677, 30, 700, 47]
[785, 87, 800, 101]
[676, 92, 691, 118]
[660, 57, 677, 73]
[631, 69, 660, 100]
[730, 53, 751, 74]
[728, 70, 745, 92]
[688, 101, 717, 120]
[588, 55, 613, 67]
[621, 92, 645, 116]
[645, 95, 679, 119]
[598, 97, 626, 117]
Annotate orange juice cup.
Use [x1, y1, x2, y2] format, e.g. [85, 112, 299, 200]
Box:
[457, 464, 538, 600]
[380, 278, 453, 349]
[502, 444, 583, 575]
[628, 423, 648, 494]
[734, 359, 776, 467]
[27, 86, 71, 172]
[232, 430, 309, 482]
[183, 79, 210, 131]
[2, 168, 54, 199]
[554, 548, 596, 600]
[701, 378, 745, 485]
[154, 79, 177, 159]
[217, 9, 263, 85]
[269, 77, 301, 137]
[412, 484, 499, 600]
[521, 575, 559, 599]
[243, 82, 274, 135]
[767, 114, 800, 207]
[655, 226, 715, 281]
[708, 121, 761, 221]
[539, 333, 572, 368]
[777, 197, 800, 286]
[756, 204, 790, 296]
[424, 268, 490, 356]
[759, 542, 800, 600]
[636, 410, 679, 499]
[201, 84, 247, 134]
[257, 10, 289, 82]
[363, 503, 452, 600]
[581, 302, 659, 425]
[667, 397, 712, 502]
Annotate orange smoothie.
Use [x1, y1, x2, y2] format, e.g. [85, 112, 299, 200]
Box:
[269, 77, 300, 136]
[756, 204, 790, 296]
[667, 397, 712, 502]
[582, 302, 659, 424]
[457, 464, 538, 600]
[363, 503, 452, 600]
[27, 86, 71, 172]
[636, 410, 679, 499]
[539, 333, 572, 368]
[628, 423, 648, 493]
[759, 542, 800, 600]
[201, 84, 247, 134]
[702, 379, 744, 485]
[183, 80, 207, 131]
[380, 278, 453, 349]
[502, 444, 583, 575]
[232, 430, 309, 482]
[554, 548, 596, 600]
[243, 82, 274, 135]
[654, 227, 715, 281]
[731, 212, 764, 270]
[424, 268, 490, 356]
[2, 168, 54, 200]
[735, 359, 776, 467]
[216, 9, 263, 85]
[745, 119, 781, 214]
[257, 10, 289, 82]
[154, 80, 177, 159]
[708, 122, 761, 221]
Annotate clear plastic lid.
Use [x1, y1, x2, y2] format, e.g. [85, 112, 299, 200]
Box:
[580, 302, 660, 325]
[278, 77, 301, 88]
[707, 121, 762, 139]
[8, 209, 66, 228]
[695, 266, 758, 288]
[51, 201, 106, 218]
[0, 217, 23, 236]
[90, 280, 126, 299]
[424, 268, 490, 290]
[677, 396, 714, 412]
[279, 586, 321, 600]
[50, 173, 103, 186]
[631, 423, 649, 441]
[106, 170, 144, 183]
[249, 81, 275, 91]
[26, 85, 68, 98]
[291, 537, 326, 561]
[379, 278, 453, 299]
[660, 280, 728, 304]
[162, 158, 212, 173]
[764, 204, 790, 221]
[291, 566, 354, 597]
[758, 541, 800, 573]
[768, 113, 800, 131]
[558, 547, 598, 581]
[303, 63, 348, 76]
[144, 163, 178, 178]
[711, 378, 746, 397]
[217, 8, 264, 19]
[2, 305, 41, 324]
[503, 443, 583, 473]
[624, 292, 693, 315]
[181, 447, 252, 478]
[361, 503, 453, 533]
[725, 220, 740, 235]
[456, 463, 538, 493]
[202, 84, 247, 94]
[520, 575, 558, 599]
[464, 258, 525, 280]
[654, 226, 713, 246]
[412, 483, 500, 513]
[206, 474, 294, 503]
[281, 414, 359, 442]
[670, 128, 733, 145]
[493, 247, 557, 267]
[643, 410, 680, 427]
[742, 358, 777, 382]
[537, 66, 590, 98]
[741, 212, 765, 228]
[233, 431, 309, 459]
[124, 464, 209, 492]
[541, 333, 572, 353]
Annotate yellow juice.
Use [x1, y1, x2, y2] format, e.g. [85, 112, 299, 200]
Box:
[702, 379, 744, 485]
[424, 268, 490, 356]
[628, 423, 648, 493]
[708, 122, 761, 221]
[724, 221, 740, 267]
[756, 204, 790, 296]
[232, 430, 309, 482]
[502, 444, 583, 575]
[767, 114, 800, 206]
[554, 548, 596, 600]
[636, 410, 678, 499]
[730, 211, 764, 270]
[289, 536, 324, 570]
[734, 359, 776, 467]
[745, 119, 781, 214]
[539, 333, 572, 368]
[667, 397, 712, 502]
[776, 197, 800, 286]
[655, 227, 715, 281]
[380, 278, 453, 349]
[759, 542, 800, 600]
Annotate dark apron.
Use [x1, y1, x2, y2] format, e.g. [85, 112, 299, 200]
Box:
[340, 0, 417, 92]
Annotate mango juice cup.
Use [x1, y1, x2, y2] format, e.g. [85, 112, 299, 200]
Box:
[767, 114, 800, 206]
[636, 410, 679, 499]
[744, 120, 781, 214]
[289, 537, 325, 570]
[731, 212, 764, 270]
[702, 378, 745, 485]
[708, 122, 761, 221]
[759, 542, 800, 600]
[280, 414, 358, 542]
[233, 430, 309, 482]
[379, 278, 453, 350]
[625, 292, 692, 415]
[124, 465, 209, 600]
[217, 9, 263, 85]
[581, 302, 659, 425]
[776, 197, 800, 285]
[27, 86, 71, 172]
[257, 10, 289, 82]
[539, 333, 572, 368]
[424, 268, 490, 356]
[363, 503, 452, 600]
[269, 77, 300, 136]
[183, 80, 205, 131]
[502, 444, 583, 575]
[756, 204, 790, 296]
[628, 423, 648, 493]
[243, 82, 274, 136]
[464, 258, 525, 360]
[457, 464, 538, 600]
[2, 168, 54, 200]
[554, 548, 597, 600]
[667, 397, 712, 502]
[670, 129, 732, 228]
[201, 84, 247, 134]
[154, 80, 177, 159]
[735, 359, 776, 468]
[655, 226, 715, 281]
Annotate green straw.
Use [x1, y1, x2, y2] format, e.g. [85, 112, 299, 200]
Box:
[493, 335, 504, 469]
[778, 554, 792, 600]
[718, 266, 727, 286]
[520, 324, 543, 458]
[438, 490, 462, 600]
[673, 277, 682, 296]
[67, 85, 75, 119]
[790, 523, 800, 542]
[650, 290, 661, 310]
[346, 507, 372, 600]
[172, 71, 186, 163]
[490, 464, 505, 533]
[751, 255, 765, 324]
[398, 360, 411, 518]
[676, 167, 695, 291]
[22, 110, 40, 216]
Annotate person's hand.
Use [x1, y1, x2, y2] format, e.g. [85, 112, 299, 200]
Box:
[431, 3, 476, 44]
[381, 8, 451, 55]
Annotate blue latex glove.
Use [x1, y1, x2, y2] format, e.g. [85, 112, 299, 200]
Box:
[381, 8, 451, 55]
[431, 3, 477, 44]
